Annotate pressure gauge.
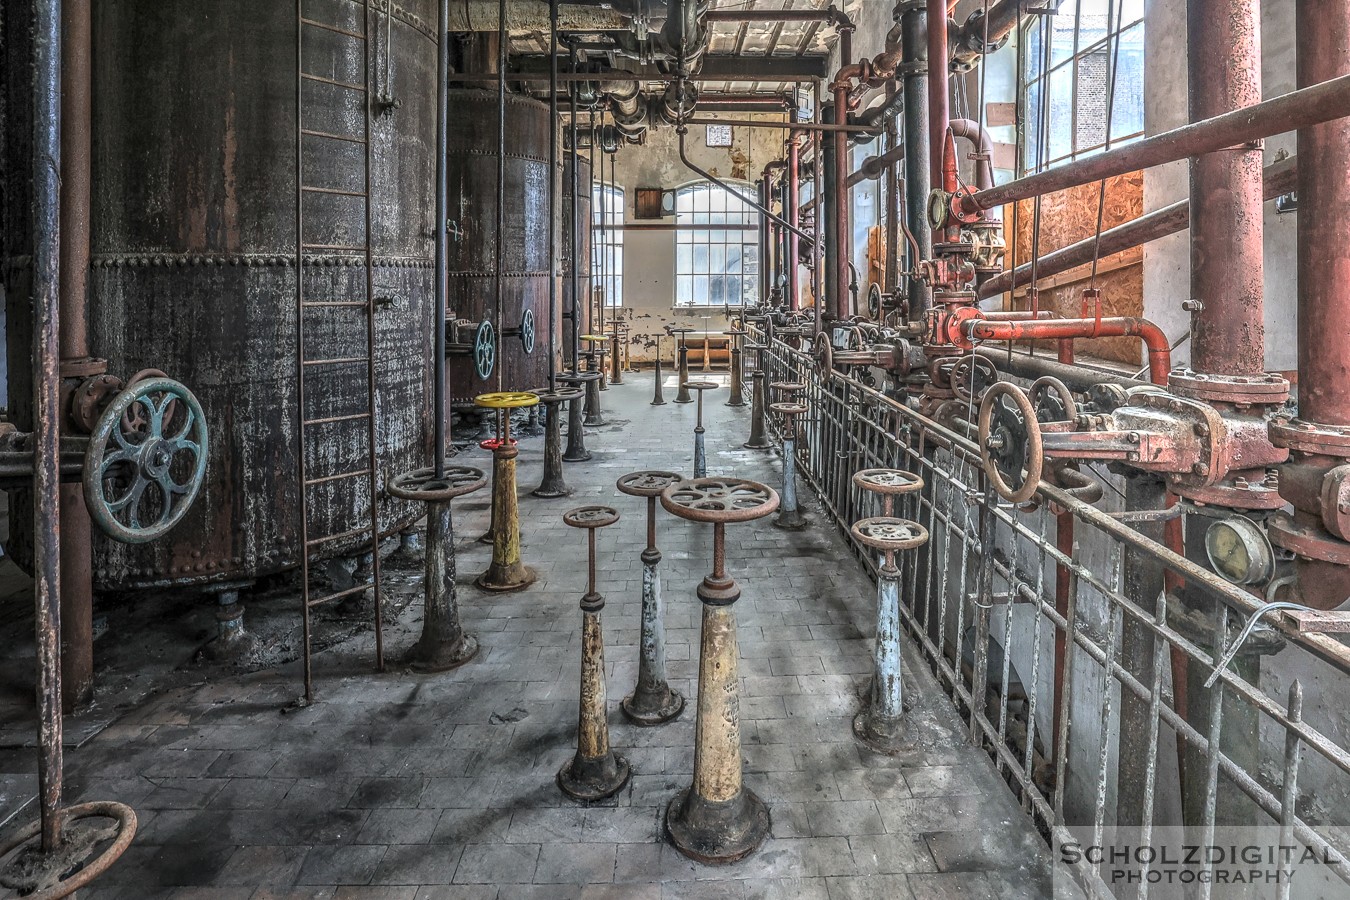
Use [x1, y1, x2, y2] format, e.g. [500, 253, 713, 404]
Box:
[927, 189, 950, 230]
[1205, 516, 1275, 586]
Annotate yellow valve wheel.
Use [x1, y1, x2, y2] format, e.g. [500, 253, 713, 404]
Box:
[581, 334, 608, 343]
[475, 391, 541, 409]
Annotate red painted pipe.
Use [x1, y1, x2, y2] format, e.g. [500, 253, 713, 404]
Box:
[927, 0, 950, 189]
[961, 73, 1350, 216]
[964, 316, 1172, 385]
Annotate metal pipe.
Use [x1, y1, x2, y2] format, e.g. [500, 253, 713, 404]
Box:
[569, 50, 582, 371]
[494, 8, 507, 390]
[704, 7, 847, 23]
[676, 128, 812, 242]
[1188, 0, 1265, 376]
[787, 134, 801, 310]
[548, 0, 559, 390]
[822, 109, 839, 318]
[1297, 0, 1350, 426]
[832, 64, 859, 321]
[902, 1, 932, 320]
[961, 73, 1350, 215]
[682, 116, 877, 133]
[965, 316, 1173, 385]
[974, 347, 1142, 391]
[758, 179, 770, 303]
[977, 156, 1298, 300]
[435, 0, 449, 473]
[926, 0, 949, 189]
[851, 144, 906, 187]
[948, 118, 994, 191]
[33, 0, 66, 852]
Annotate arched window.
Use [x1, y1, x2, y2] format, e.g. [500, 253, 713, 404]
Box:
[674, 181, 759, 307]
[592, 183, 624, 307]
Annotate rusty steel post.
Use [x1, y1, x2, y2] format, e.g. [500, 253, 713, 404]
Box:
[532, 388, 582, 498]
[833, 77, 853, 322]
[660, 479, 780, 864]
[618, 472, 687, 725]
[581, 345, 607, 426]
[651, 335, 667, 406]
[558, 371, 596, 461]
[687, 381, 719, 478]
[673, 327, 694, 403]
[771, 403, 809, 530]
[475, 395, 540, 592]
[609, 330, 624, 385]
[558, 505, 631, 801]
[744, 366, 771, 450]
[725, 330, 746, 407]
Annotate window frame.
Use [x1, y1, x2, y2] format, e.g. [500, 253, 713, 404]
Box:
[592, 182, 624, 308]
[672, 180, 760, 310]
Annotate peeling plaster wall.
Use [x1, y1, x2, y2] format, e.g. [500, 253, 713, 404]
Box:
[605, 117, 786, 364]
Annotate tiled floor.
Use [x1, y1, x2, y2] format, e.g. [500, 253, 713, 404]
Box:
[3, 373, 1053, 899]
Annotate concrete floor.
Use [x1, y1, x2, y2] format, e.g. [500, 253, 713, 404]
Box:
[2, 373, 1054, 899]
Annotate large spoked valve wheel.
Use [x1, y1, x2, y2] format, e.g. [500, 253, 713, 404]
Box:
[977, 382, 1044, 505]
[520, 308, 537, 355]
[812, 332, 833, 373]
[474, 319, 497, 380]
[0, 801, 138, 899]
[951, 356, 1000, 405]
[83, 377, 209, 544]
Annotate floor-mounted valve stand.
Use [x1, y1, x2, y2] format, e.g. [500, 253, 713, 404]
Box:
[474, 392, 540, 592]
[770, 403, 809, 530]
[743, 344, 772, 450]
[671, 327, 695, 403]
[557, 371, 598, 462]
[651, 335, 668, 406]
[685, 381, 720, 478]
[724, 329, 747, 407]
[388, 466, 487, 671]
[608, 328, 625, 385]
[617, 471, 687, 725]
[850, 469, 928, 752]
[531, 387, 584, 498]
[660, 478, 780, 864]
[474, 435, 510, 547]
[769, 381, 806, 445]
[557, 505, 631, 801]
[201, 581, 258, 661]
[580, 336, 610, 423]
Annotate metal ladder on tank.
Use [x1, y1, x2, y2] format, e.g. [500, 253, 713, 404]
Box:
[294, 0, 384, 703]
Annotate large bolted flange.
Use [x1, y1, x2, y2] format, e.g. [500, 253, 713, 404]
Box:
[83, 376, 209, 544]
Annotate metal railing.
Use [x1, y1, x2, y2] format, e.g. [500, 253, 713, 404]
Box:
[752, 330, 1350, 899]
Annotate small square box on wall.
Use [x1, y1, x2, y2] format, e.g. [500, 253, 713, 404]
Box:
[705, 124, 732, 147]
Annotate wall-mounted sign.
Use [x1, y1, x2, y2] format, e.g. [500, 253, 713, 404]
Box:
[706, 124, 733, 147]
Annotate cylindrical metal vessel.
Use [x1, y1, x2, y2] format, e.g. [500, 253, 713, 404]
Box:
[562, 151, 593, 368]
[445, 89, 560, 404]
[23, 0, 438, 590]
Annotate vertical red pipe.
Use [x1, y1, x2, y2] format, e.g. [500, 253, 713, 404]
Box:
[787, 133, 801, 310]
[926, 0, 949, 189]
[833, 80, 852, 320]
[1187, 0, 1265, 375]
[1297, 0, 1350, 425]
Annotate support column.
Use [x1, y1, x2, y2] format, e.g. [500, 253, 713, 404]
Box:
[725, 329, 746, 407]
[651, 335, 667, 406]
[673, 328, 694, 403]
[474, 394, 540, 593]
[532, 389, 581, 498]
[771, 403, 809, 530]
[687, 382, 719, 478]
[559, 371, 595, 461]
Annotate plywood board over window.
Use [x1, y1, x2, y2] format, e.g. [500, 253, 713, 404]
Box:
[1003, 170, 1145, 365]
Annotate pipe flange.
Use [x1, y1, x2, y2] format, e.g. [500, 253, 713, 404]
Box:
[1169, 475, 1286, 511]
[1269, 418, 1350, 457]
[1167, 368, 1290, 406]
[1269, 512, 1350, 566]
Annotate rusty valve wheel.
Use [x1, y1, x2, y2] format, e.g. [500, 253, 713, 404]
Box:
[851, 517, 929, 553]
[617, 470, 682, 497]
[852, 468, 924, 496]
[0, 801, 138, 900]
[660, 478, 780, 523]
[387, 465, 487, 503]
[83, 376, 209, 544]
[978, 382, 1044, 505]
[951, 356, 1000, 405]
[563, 505, 622, 529]
[812, 332, 834, 373]
[520, 308, 537, 354]
[473, 319, 497, 380]
[1029, 375, 1079, 423]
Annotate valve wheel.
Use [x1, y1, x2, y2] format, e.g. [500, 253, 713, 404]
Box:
[978, 382, 1044, 505]
[387, 465, 486, 503]
[1029, 375, 1078, 423]
[852, 468, 924, 496]
[474, 391, 541, 409]
[563, 505, 621, 529]
[84, 377, 208, 544]
[0, 801, 137, 900]
[951, 356, 1000, 405]
[812, 331, 834, 373]
[867, 282, 883, 320]
[473, 319, 497, 380]
[520, 308, 537, 354]
[852, 516, 929, 553]
[617, 470, 683, 497]
[660, 477, 780, 524]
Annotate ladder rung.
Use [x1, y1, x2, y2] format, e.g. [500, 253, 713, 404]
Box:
[301, 300, 369, 308]
[302, 185, 368, 198]
[304, 411, 373, 426]
[300, 17, 367, 40]
[301, 128, 367, 145]
[300, 72, 367, 92]
[305, 468, 372, 487]
[302, 356, 369, 367]
[306, 525, 374, 549]
[307, 583, 371, 608]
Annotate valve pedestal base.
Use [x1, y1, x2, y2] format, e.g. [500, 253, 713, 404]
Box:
[665, 786, 770, 865]
[406, 633, 480, 673]
[557, 752, 632, 802]
[853, 704, 907, 755]
[622, 686, 686, 727]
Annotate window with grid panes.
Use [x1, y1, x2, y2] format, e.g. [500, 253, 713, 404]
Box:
[674, 181, 759, 307]
[592, 183, 624, 307]
[1020, 0, 1145, 174]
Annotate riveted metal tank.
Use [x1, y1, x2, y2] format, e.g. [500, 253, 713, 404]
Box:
[22, 0, 439, 590]
[445, 89, 560, 404]
[562, 151, 593, 367]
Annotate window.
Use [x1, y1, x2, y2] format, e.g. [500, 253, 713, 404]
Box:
[1021, 0, 1145, 173]
[674, 181, 759, 307]
[592, 183, 623, 307]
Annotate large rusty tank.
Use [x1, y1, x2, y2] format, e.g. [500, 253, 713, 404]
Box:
[562, 151, 593, 365]
[445, 89, 560, 404]
[47, 0, 439, 590]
